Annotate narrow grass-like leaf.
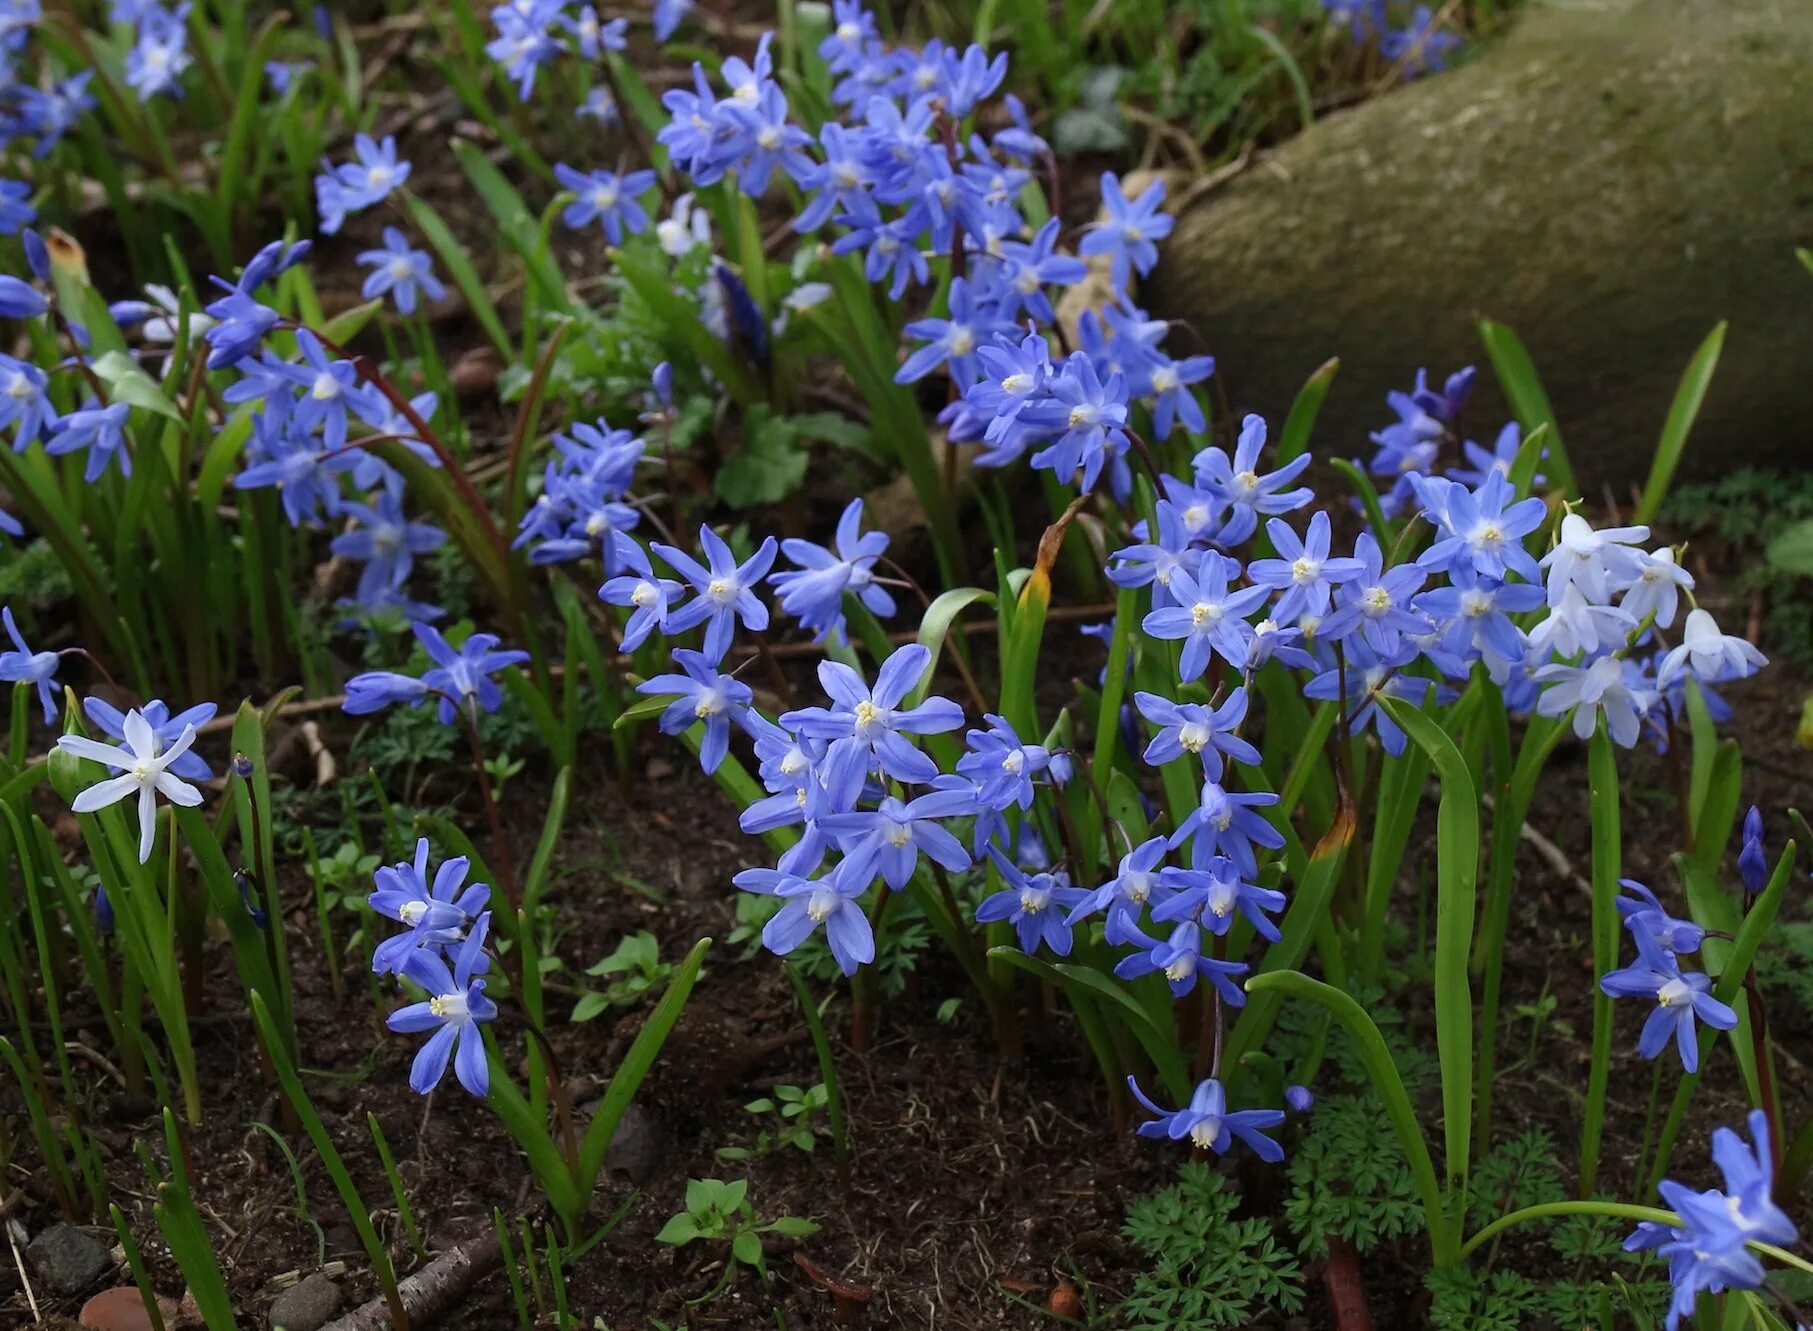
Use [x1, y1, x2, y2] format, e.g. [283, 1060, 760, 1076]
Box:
[1382, 698, 1478, 1189]
[1578, 722, 1620, 1198]
[1478, 319, 1576, 495]
[1634, 321, 1725, 525]
[404, 193, 513, 358]
[576, 938, 712, 1189]
[1244, 971, 1455, 1266]
[249, 991, 405, 1328]
[1276, 357, 1338, 464]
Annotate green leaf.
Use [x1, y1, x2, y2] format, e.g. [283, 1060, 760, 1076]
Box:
[576, 938, 713, 1193]
[404, 193, 513, 358]
[763, 1216, 819, 1237]
[570, 991, 609, 1023]
[453, 139, 572, 313]
[1765, 519, 1813, 578]
[1381, 699, 1479, 1191]
[1634, 321, 1725, 526]
[715, 410, 809, 508]
[655, 1213, 700, 1245]
[908, 587, 995, 707]
[1244, 971, 1456, 1266]
[731, 1229, 764, 1270]
[91, 350, 182, 421]
[1478, 319, 1576, 496]
[1277, 357, 1338, 464]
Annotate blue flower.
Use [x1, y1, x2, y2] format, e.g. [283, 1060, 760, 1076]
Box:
[388, 912, 496, 1095]
[566, 5, 627, 58]
[1133, 688, 1261, 780]
[782, 643, 963, 805]
[1113, 918, 1248, 1000]
[369, 838, 490, 975]
[555, 163, 656, 242]
[234, 407, 356, 526]
[1382, 6, 1461, 77]
[771, 498, 894, 643]
[1630, 1111, 1798, 1330]
[1127, 1076, 1284, 1161]
[1079, 172, 1173, 290]
[1065, 836, 1181, 946]
[1141, 554, 1269, 681]
[1246, 511, 1367, 624]
[264, 60, 311, 95]
[124, 5, 191, 101]
[356, 227, 446, 315]
[652, 0, 693, 40]
[1615, 879, 1705, 957]
[0, 274, 47, 319]
[317, 134, 410, 235]
[744, 865, 874, 975]
[990, 218, 1086, 325]
[818, 0, 876, 73]
[895, 276, 1009, 386]
[1145, 351, 1216, 439]
[0, 356, 54, 446]
[1151, 855, 1286, 941]
[1738, 807, 1766, 894]
[652, 526, 779, 663]
[977, 848, 1089, 956]
[1020, 353, 1129, 494]
[1106, 501, 1203, 611]
[45, 399, 132, 483]
[1599, 930, 1737, 1073]
[486, 1, 564, 99]
[0, 605, 60, 722]
[832, 199, 929, 300]
[1302, 641, 1439, 757]
[80, 696, 216, 781]
[1316, 532, 1429, 655]
[1413, 565, 1542, 665]
[330, 488, 446, 607]
[638, 647, 755, 773]
[1194, 414, 1314, 547]
[262, 330, 383, 452]
[817, 788, 973, 891]
[1170, 780, 1283, 878]
[1415, 469, 1546, 584]
[599, 536, 685, 651]
[0, 180, 35, 235]
[956, 714, 1057, 812]
[15, 73, 96, 157]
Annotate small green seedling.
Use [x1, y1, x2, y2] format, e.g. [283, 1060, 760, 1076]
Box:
[655, 1178, 818, 1303]
[717, 1083, 830, 1161]
[570, 930, 679, 1021]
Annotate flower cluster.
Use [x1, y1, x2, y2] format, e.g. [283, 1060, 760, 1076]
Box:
[1323, 0, 1462, 77]
[367, 839, 498, 1095]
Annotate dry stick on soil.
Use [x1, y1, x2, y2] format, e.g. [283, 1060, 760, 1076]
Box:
[319, 1230, 502, 1331]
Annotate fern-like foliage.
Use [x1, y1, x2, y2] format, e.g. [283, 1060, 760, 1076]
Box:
[1118, 1162, 1304, 1330]
[1468, 1129, 1566, 1229]
[1284, 1093, 1425, 1257]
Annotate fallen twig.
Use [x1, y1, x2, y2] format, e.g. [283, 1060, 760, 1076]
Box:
[319, 1230, 501, 1331]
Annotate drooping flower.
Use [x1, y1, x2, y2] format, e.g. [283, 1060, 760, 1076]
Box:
[0, 605, 60, 722]
[1126, 1075, 1285, 1162]
[1657, 608, 1766, 688]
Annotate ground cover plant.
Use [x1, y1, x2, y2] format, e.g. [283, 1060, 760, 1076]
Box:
[0, 1, 1808, 1328]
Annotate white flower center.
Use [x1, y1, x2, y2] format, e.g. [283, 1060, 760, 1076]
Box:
[1164, 954, 1196, 982]
[312, 372, 341, 401]
[1657, 977, 1692, 1008]
[1191, 602, 1221, 629]
[398, 901, 427, 925]
[428, 990, 469, 1020]
[1002, 372, 1031, 395]
[706, 577, 733, 602]
[694, 690, 724, 719]
[1067, 404, 1097, 429]
[1178, 722, 1210, 753]
[1364, 586, 1392, 614]
[388, 256, 414, 281]
[630, 582, 657, 608]
[1291, 557, 1320, 584]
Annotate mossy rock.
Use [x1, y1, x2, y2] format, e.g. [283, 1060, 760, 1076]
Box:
[1149, 0, 1813, 490]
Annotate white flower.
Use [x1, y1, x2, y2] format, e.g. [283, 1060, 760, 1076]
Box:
[1659, 608, 1766, 687]
[1619, 547, 1694, 628]
[139, 284, 215, 345]
[56, 710, 204, 862]
[1539, 513, 1649, 607]
[1527, 583, 1636, 661]
[1533, 655, 1656, 747]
